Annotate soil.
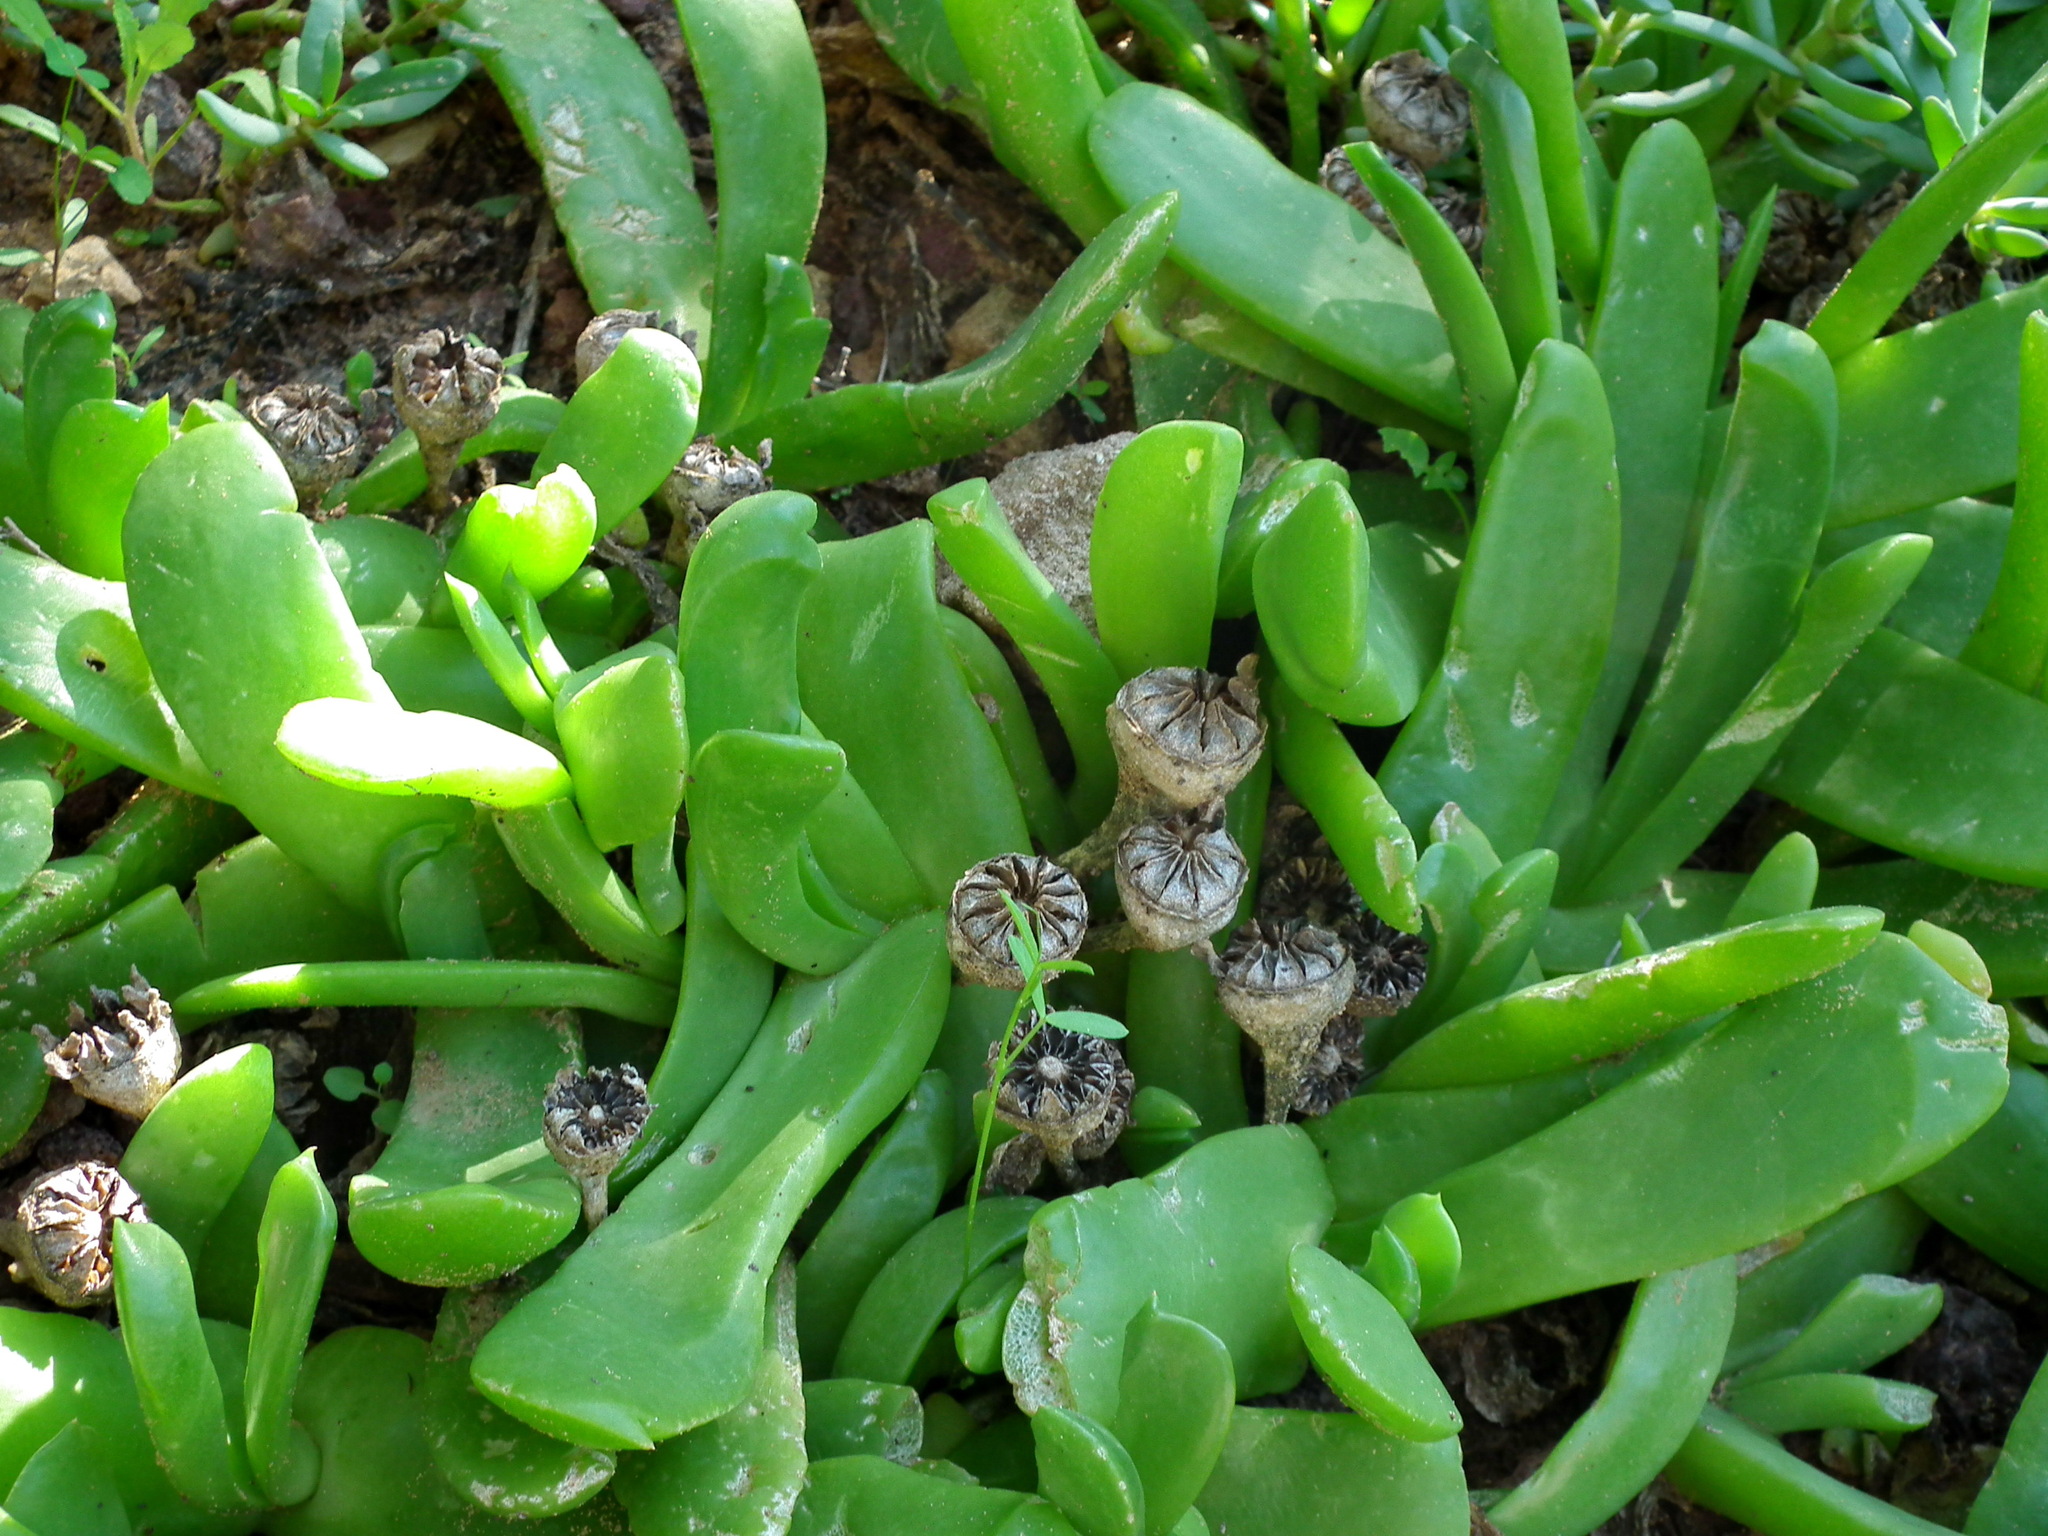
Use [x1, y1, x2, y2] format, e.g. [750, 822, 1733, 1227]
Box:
[4, 3, 2046, 1527]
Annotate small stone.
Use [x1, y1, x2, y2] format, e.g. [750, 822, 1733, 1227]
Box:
[24, 236, 142, 308]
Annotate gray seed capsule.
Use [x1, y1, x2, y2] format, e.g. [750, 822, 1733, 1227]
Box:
[1108, 658, 1266, 810]
[249, 382, 365, 507]
[9, 1160, 147, 1307]
[948, 854, 1089, 990]
[1116, 809, 1248, 951]
[1361, 51, 1471, 170]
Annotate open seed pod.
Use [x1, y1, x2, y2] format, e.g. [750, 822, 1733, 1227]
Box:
[393, 328, 504, 517]
[1215, 918, 1357, 1124]
[249, 382, 366, 507]
[6, 1160, 147, 1307]
[32, 969, 180, 1120]
[1346, 914, 1431, 1018]
[543, 1064, 651, 1229]
[948, 854, 1089, 989]
[1360, 50, 1471, 169]
[989, 1020, 1134, 1185]
[1107, 658, 1266, 810]
[1116, 809, 1249, 951]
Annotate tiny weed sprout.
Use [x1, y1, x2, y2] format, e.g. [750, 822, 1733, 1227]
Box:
[9, 0, 2048, 1528]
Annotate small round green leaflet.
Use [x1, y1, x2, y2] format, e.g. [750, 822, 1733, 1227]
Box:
[276, 697, 572, 808]
[1285, 1244, 1461, 1442]
[1034, 1407, 1146, 1536]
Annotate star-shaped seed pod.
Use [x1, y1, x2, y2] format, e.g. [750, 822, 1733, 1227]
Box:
[542, 1065, 651, 1229]
[1214, 919, 1357, 1124]
[1108, 658, 1266, 811]
[392, 328, 504, 518]
[1346, 913, 1430, 1018]
[989, 1020, 1134, 1186]
[948, 854, 1089, 990]
[249, 383, 366, 509]
[1360, 51, 1471, 170]
[33, 969, 180, 1120]
[1116, 809, 1248, 951]
[6, 1160, 148, 1307]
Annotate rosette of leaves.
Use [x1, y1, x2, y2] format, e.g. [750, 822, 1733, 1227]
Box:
[194, 0, 472, 183]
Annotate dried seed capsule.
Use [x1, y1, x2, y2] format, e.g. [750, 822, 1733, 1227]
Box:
[1115, 809, 1248, 951]
[1215, 919, 1356, 1124]
[1292, 1017, 1367, 1119]
[948, 854, 1090, 989]
[1346, 913, 1430, 1018]
[34, 1123, 126, 1172]
[392, 328, 504, 519]
[983, 1132, 1046, 1194]
[659, 437, 773, 565]
[989, 1020, 1134, 1185]
[576, 308, 660, 386]
[249, 382, 366, 508]
[8, 1161, 147, 1307]
[1361, 51, 1471, 170]
[33, 969, 180, 1120]
[542, 1064, 651, 1229]
[1109, 658, 1266, 810]
[1759, 191, 1847, 296]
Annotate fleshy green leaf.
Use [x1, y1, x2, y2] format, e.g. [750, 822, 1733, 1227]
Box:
[276, 697, 573, 807]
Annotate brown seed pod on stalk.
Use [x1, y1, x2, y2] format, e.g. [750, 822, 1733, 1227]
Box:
[249, 383, 365, 509]
[1213, 919, 1357, 1124]
[988, 1019, 1134, 1186]
[1361, 51, 1471, 169]
[1108, 659, 1267, 811]
[1116, 808, 1249, 951]
[393, 328, 503, 521]
[543, 1065, 651, 1230]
